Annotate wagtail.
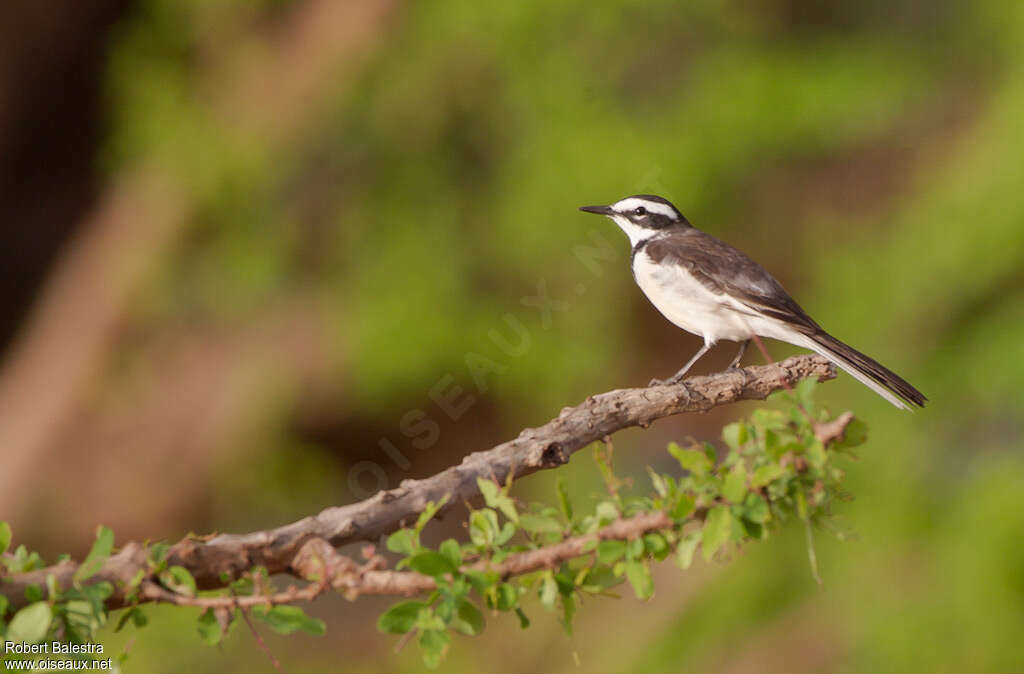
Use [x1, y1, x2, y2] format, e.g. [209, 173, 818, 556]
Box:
[580, 194, 926, 409]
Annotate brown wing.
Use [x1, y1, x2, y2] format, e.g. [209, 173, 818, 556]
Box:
[643, 228, 822, 335]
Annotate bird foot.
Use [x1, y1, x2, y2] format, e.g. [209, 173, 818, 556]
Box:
[725, 365, 750, 384]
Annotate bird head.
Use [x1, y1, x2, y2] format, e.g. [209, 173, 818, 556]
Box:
[579, 194, 689, 245]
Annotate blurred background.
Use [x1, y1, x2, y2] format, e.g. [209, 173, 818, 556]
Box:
[1, 0, 1022, 671]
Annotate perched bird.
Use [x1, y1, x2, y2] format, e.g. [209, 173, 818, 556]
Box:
[580, 194, 926, 410]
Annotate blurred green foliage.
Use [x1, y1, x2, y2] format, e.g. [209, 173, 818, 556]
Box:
[68, 0, 1024, 670]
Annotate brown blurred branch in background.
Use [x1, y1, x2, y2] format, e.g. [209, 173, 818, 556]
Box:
[0, 355, 834, 612]
[0, 0, 398, 533]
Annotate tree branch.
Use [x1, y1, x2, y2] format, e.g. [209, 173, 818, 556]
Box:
[135, 510, 679, 610]
[0, 354, 834, 612]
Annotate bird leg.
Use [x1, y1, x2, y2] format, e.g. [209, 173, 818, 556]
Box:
[728, 339, 750, 370]
[650, 342, 712, 386]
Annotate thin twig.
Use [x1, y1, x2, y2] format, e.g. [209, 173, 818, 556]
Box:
[139, 580, 331, 609]
[238, 605, 282, 673]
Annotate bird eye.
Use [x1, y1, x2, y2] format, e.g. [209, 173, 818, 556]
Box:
[634, 206, 647, 216]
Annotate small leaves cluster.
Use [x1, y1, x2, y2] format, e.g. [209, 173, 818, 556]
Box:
[0, 525, 325, 669]
[665, 380, 865, 575]
[377, 379, 865, 668]
[188, 565, 327, 647]
[0, 525, 121, 669]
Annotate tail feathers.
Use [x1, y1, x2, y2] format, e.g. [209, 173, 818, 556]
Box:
[801, 332, 927, 410]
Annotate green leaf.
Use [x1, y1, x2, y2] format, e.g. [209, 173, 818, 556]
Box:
[722, 422, 748, 451]
[561, 593, 576, 635]
[24, 584, 42, 603]
[723, 463, 748, 503]
[438, 539, 462, 570]
[476, 478, 518, 522]
[539, 573, 558, 609]
[752, 408, 787, 431]
[415, 607, 446, 632]
[453, 598, 485, 636]
[160, 566, 197, 597]
[115, 606, 137, 633]
[407, 551, 457, 578]
[114, 606, 147, 632]
[751, 463, 784, 487]
[495, 521, 517, 546]
[807, 439, 828, 468]
[594, 501, 619, 526]
[464, 570, 497, 594]
[579, 565, 622, 593]
[386, 529, 417, 556]
[84, 581, 113, 604]
[489, 583, 517, 611]
[743, 494, 771, 524]
[414, 496, 449, 533]
[797, 378, 819, 398]
[419, 628, 450, 669]
[378, 601, 426, 634]
[520, 514, 562, 536]
[0, 521, 11, 555]
[794, 378, 817, 409]
[554, 571, 575, 597]
[73, 525, 114, 584]
[676, 532, 701, 569]
[764, 430, 801, 461]
[147, 542, 170, 568]
[515, 607, 531, 629]
[670, 493, 696, 520]
[476, 477, 499, 504]
[668, 444, 712, 477]
[647, 467, 668, 497]
[624, 561, 653, 600]
[596, 540, 626, 564]
[469, 509, 499, 547]
[197, 608, 224, 645]
[556, 477, 573, 521]
[740, 517, 765, 540]
[6, 601, 52, 644]
[702, 506, 732, 562]
[644, 533, 670, 560]
[835, 418, 868, 449]
[254, 605, 326, 636]
[702, 442, 718, 464]
[796, 487, 809, 521]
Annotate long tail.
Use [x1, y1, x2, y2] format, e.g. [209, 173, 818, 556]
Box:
[798, 331, 927, 410]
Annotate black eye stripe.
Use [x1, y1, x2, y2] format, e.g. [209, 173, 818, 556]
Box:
[634, 206, 647, 216]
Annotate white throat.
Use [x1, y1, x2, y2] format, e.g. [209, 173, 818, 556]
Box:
[610, 214, 656, 248]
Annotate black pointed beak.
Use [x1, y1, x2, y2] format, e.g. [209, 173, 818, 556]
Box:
[579, 205, 614, 215]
